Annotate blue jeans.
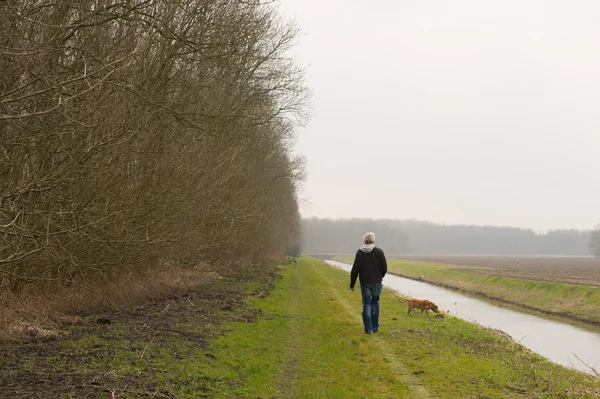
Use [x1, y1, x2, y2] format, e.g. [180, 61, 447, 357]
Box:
[360, 283, 382, 332]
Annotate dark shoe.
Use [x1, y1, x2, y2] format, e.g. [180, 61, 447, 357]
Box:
[364, 330, 372, 334]
[373, 328, 379, 333]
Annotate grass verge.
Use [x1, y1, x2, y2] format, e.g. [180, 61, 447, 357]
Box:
[3, 257, 600, 398]
[192, 257, 599, 398]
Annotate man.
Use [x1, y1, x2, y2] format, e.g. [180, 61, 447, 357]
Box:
[350, 232, 388, 334]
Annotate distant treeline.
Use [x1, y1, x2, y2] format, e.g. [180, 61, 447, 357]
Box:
[302, 218, 592, 256]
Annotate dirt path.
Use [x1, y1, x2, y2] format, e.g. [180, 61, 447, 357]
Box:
[329, 279, 431, 399]
[278, 263, 302, 399]
[273, 261, 431, 399]
[266, 266, 430, 399]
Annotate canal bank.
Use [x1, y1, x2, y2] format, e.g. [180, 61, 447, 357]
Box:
[327, 259, 600, 375]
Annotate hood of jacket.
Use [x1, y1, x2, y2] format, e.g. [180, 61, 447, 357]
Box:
[359, 244, 375, 253]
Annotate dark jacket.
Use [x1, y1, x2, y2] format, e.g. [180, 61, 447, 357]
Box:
[350, 246, 387, 289]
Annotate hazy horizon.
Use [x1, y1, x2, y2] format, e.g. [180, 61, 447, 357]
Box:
[300, 215, 593, 234]
[283, 0, 600, 232]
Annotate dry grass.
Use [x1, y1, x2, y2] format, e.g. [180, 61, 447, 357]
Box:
[0, 263, 219, 340]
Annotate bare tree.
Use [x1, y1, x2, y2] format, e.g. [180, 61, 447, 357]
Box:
[1, 0, 308, 289]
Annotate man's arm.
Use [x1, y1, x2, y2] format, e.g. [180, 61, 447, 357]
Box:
[350, 251, 360, 289]
[379, 248, 388, 277]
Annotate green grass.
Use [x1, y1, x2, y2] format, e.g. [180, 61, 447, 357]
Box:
[8, 257, 600, 398]
[337, 256, 600, 325]
[179, 258, 413, 398]
[172, 257, 600, 398]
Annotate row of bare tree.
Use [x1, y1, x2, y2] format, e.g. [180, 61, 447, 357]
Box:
[1, 0, 308, 290]
[302, 218, 596, 256]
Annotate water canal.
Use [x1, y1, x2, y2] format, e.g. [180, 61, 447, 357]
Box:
[326, 260, 600, 375]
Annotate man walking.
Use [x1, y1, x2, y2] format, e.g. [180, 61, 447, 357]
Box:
[350, 232, 388, 334]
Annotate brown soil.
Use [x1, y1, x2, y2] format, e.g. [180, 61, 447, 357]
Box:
[454, 267, 600, 287]
[0, 265, 280, 398]
[396, 255, 600, 286]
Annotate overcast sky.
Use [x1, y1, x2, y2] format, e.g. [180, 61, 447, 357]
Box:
[281, 0, 600, 231]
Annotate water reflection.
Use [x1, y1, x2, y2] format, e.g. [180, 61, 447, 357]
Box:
[326, 259, 600, 374]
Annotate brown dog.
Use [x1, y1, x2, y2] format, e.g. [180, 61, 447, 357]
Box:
[399, 298, 440, 317]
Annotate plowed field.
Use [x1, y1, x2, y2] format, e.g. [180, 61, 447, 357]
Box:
[394, 255, 600, 286]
